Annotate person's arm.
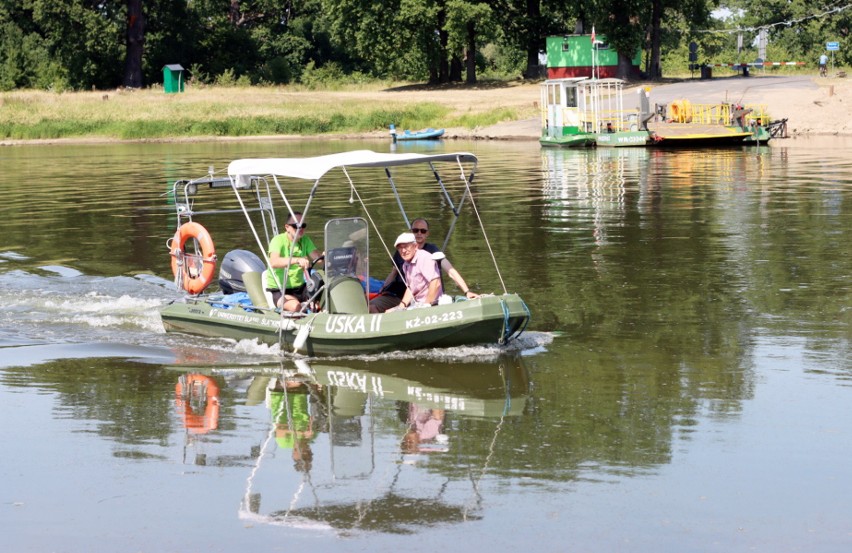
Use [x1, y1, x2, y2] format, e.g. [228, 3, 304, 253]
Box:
[307, 248, 323, 266]
[275, 236, 318, 270]
[447, 267, 479, 299]
[388, 289, 413, 312]
[269, 235, 312, 270]
[438, 254, 479, 298]
[424, 277, 441, 305]
[270, 250, 311, 270]
[299, 238, 320, 269]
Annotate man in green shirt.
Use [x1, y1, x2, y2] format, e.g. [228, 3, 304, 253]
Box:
[266, 212, 322, 311]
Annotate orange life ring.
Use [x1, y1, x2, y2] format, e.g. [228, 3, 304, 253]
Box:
[175, 374, 220, 434]
[170, 222, 216, 294]
[669, 100, 682, 122]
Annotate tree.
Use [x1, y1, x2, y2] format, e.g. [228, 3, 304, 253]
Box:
[123, 0, 144, 87]
[493, 1, 549, 79]
[0, 2, 70, 90]
[647, 0, 665, 79]
[495, 0, 581, 79]
[445, 0, 495, 83]
[733, 0, 851, 66]
[17, 0, 124, 89]
[645, 0, 713, 79]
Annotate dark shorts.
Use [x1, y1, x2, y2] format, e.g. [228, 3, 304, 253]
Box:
[369, 293, 402, 313]
[268, 284, 307, 306]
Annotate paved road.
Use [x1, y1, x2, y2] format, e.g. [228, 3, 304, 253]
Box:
[628, 75, 817, 109]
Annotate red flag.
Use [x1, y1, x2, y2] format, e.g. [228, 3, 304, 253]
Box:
[591, 26, 596, 46]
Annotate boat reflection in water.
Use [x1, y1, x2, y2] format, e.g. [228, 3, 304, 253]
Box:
[218, 357, 532, 534]
[177, 357, 529, 534]
[175, 373, 221, 436]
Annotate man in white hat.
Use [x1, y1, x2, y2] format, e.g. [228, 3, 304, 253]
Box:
[369, 218, 479, 313]
[385, 232, 442, 311]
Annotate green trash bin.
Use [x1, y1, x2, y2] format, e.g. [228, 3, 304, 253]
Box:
[163, 64, 185, 93]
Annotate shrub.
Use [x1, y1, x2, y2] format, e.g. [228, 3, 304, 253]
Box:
[214, 69, 238, 87]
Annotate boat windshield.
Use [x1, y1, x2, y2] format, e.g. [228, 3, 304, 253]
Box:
[323, 217, 369, 309]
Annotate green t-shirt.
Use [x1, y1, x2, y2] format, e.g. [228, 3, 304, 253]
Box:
[268, 390, 313, 449]
[266, 233, 317, 290]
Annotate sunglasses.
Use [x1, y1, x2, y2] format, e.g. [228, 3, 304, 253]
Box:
[288, 222, 307, 230]
[410, 228, 429, 234]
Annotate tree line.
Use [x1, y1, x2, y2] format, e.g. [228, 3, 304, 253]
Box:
[0, 0, 846, 92]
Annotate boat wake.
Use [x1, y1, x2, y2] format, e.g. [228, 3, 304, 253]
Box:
[0, 342, 177, 370]
[218, 329, 555, 363]
[1, 252, 552, 367]
[1, 265, 164, 339]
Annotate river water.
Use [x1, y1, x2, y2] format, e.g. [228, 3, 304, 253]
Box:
[1, 137, 851, 552]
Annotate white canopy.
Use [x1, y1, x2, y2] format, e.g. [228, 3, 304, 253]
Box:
[227, 150, 478, 182]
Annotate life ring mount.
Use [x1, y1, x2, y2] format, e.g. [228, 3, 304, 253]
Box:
[169, 221, 216, 295]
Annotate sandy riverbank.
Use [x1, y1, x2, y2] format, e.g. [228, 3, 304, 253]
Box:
[2, 75, 849, 145]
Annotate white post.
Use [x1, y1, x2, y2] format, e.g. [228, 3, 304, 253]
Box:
[592, 44, 597, 79]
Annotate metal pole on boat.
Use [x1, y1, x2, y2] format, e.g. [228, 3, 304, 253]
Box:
[440, 159, 477, 251]
[385, 168, 409, 227]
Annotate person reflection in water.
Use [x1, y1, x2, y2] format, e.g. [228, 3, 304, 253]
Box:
[267, 377, 322, 472]
[401, 402, 447, 454]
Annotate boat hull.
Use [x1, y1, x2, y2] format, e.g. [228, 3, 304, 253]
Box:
[646, 122, 761, 147]
[733, 125, 772, 144]
[649, 132, 755, 147]
[539, 133, 597, 148]
[160, 294, 529, 356]
[396, 128, 445, 141]
[596, 127, 769, 148]
[595, 131, 651, 147]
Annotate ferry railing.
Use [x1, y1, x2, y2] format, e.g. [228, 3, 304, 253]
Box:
[593, 108, 640, 132]
[667, 101, 770, 126]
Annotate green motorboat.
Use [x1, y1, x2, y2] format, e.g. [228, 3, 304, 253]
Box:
[160, 151, 530, 356]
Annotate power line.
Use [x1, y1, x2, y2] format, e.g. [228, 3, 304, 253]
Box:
[694, 3, 852, 34]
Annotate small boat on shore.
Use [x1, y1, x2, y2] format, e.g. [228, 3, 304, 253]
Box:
[389, 124, 445, 142]
[159, 150, 530, 356]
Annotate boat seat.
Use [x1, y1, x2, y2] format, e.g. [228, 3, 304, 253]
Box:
[243, 271, 274, 309]
[259, 270, 276, 307]
[326, 276, 368, 314]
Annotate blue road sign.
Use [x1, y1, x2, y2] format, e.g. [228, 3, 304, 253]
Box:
[826, 42, 840, 51]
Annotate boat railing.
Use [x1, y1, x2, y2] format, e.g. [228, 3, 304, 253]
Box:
[593, 108, 640, 132]
[741, 104, 770, 126]
[667, 101, 770, 126]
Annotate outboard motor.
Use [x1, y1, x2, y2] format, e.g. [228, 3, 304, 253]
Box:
[326, 247, 358, 278]
[218, 249, 265, 294]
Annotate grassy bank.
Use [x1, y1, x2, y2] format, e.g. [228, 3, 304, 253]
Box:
[0, 82, 537, 141]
